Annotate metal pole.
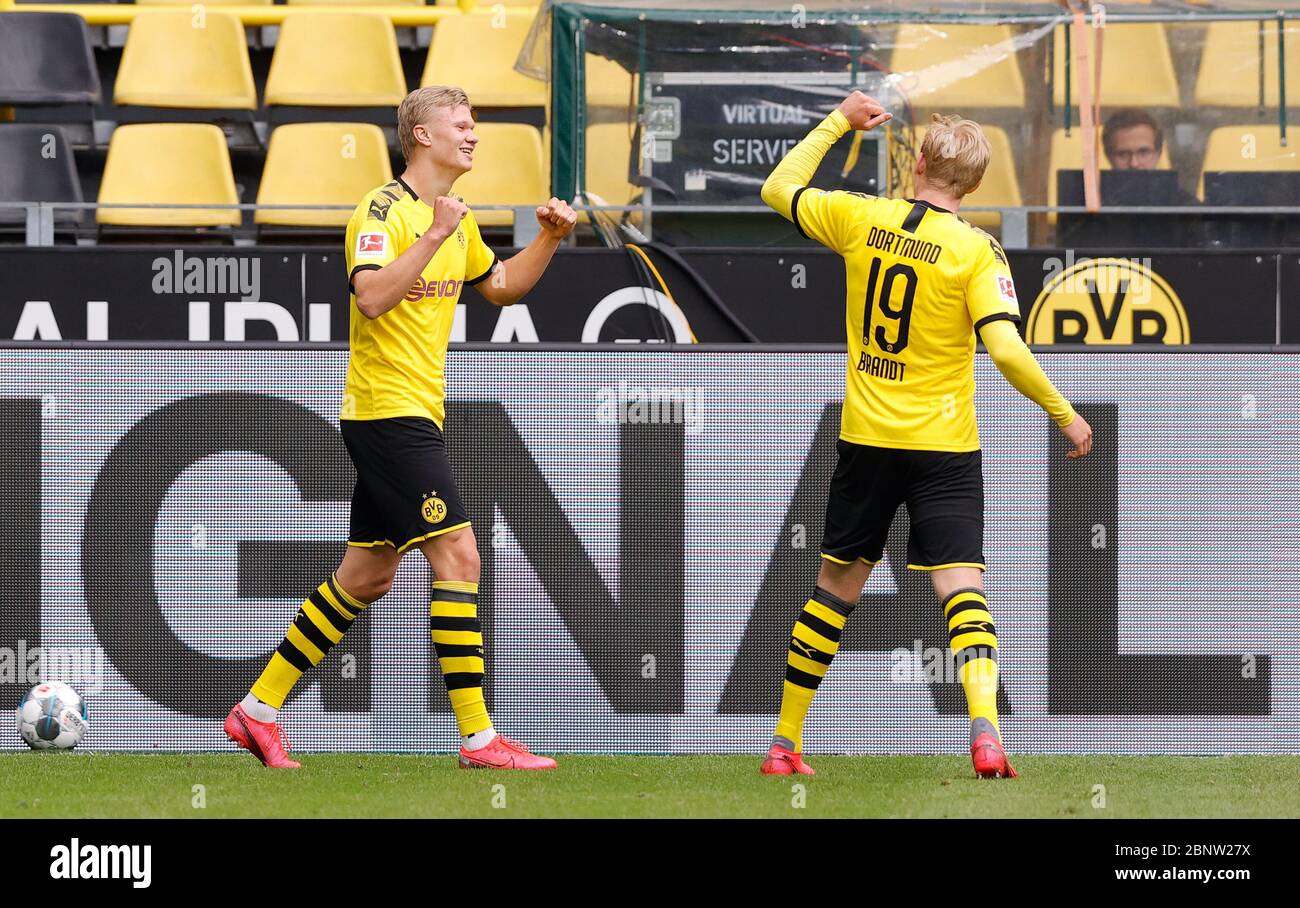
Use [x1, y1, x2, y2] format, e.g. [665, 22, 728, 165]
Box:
[39, 204, 55, 246]
[1279, 13, 1288, 146]
[24, 205, 40, 247]
[1001, 209, 1029, 250]
[1063, 20, 1072, 133]
[512, 207, 541, 247]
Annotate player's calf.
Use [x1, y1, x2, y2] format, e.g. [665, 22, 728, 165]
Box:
[758, 586, 857, 775]
[247, 573, 371, 713]
[942, 587, 1017, 778]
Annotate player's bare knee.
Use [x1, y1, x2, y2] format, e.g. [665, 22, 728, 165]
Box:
[929, 566, 984, 604]
[360, 574, 395, 603]
[816, 557, 870, 604]
[339, 570, 392, 605]
[335, 547, 399, 603]
[447, 548, 483, 582]
[446, 544, 480, 583]
[422, 530, 481, 582]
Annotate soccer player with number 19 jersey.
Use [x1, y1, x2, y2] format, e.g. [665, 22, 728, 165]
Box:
[224, 86, 577, 770]
[759, 92, 1093, 779]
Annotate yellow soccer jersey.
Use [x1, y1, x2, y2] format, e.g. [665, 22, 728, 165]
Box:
[793, 189, 1022, 452]
[342, 177, 498, 427]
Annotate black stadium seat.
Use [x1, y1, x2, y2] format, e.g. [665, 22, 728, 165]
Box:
[0, 126, 84, 229]
[0, 13, 102, 108]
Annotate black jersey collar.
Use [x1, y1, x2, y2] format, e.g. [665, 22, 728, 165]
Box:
[903, 197, 953, 214]
[396, 176, 419, 201]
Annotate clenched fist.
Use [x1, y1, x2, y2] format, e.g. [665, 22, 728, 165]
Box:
[536, 197, 578, 239]
[837, 90, 893, 131]
[431, 195, 468, 240]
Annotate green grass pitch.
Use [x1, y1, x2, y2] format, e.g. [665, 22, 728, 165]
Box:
[3, 753, 1298, 818]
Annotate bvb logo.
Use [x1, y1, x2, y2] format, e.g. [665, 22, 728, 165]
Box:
[1026, 257, 1189, 344]
[421, 495, 447, 525]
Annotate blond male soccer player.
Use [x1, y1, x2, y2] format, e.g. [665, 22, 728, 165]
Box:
[225, 87, 577, 770]
[759, 92, 1093, 779]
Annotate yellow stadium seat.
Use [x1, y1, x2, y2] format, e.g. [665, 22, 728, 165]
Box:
[582, 122, 639, 218]
[889, 24, 1025, 109]
[587, 54, 636, 108]
[256, 124, 393, 227]
[1199, 125, 1299, 197]
[135, 0, 271, 5]
[98, 124, 240, 227]
[265, 13, 406, 108]
[915, 124, 1020, 231]
[1195, 20, 1300, 108]
[1047, 126, 1172, 214]
[288, 0, 422, 5]
[1052, 23, 1179, 108]
[454, 123, 548, 227]
[423, 13, 546, 108]
[114, 11, 255, 109]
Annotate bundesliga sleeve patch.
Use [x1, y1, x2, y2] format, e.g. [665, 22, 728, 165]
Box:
[997, 275, 1018, 303]
[356, 232, 387, 258]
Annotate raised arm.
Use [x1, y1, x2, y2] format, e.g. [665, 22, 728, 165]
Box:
[473, 198, 578, 307]
[761, 91, 892, 221]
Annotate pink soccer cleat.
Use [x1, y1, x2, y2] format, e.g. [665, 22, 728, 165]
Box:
[760, 744, 815, 776]
[458, 735, 557, 770]
[224, 703, 301, 769]
[971, 730, 1018, 779]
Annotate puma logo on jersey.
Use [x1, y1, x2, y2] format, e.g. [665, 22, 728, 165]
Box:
[988, 238, 1008, 266]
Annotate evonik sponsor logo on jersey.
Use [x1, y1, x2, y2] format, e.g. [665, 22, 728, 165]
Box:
[405, 277, 465, 302]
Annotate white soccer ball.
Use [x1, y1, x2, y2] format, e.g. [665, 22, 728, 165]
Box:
[16, 681, 88, 750]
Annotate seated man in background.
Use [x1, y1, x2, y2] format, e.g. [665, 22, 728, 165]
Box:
[1102, 108, 1165, 171]
[1100, 107, 1196, 206]
[1058, 108, 1197, 246]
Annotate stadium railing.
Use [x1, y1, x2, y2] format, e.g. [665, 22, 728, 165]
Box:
[0, 201, 557, 246]
[5, 202, 1300, 249]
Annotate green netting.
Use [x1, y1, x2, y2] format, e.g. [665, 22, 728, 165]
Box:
[527, 0, 1298, 245]
[543, 0, 1295, 27]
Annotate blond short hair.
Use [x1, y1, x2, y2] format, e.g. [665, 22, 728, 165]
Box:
[397, 86, 471, 162]
[919, 114, 991, 198]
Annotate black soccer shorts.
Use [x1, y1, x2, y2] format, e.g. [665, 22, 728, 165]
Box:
[820, 439, 985, 571]
[339, 416, 472, 554]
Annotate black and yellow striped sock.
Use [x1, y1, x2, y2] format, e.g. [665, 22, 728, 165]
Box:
[430, 580, 492, 737]
[943, 587, 1001, 737]
[250, 574, 368, 709]
[773, 586, 854, 753]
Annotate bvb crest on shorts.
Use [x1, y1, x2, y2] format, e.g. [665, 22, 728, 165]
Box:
[421, 493, 447, 525]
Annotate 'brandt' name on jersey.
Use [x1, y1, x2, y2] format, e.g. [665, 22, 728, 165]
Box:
[865, 227, 944, 264]
[856, 351, 906, 382]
